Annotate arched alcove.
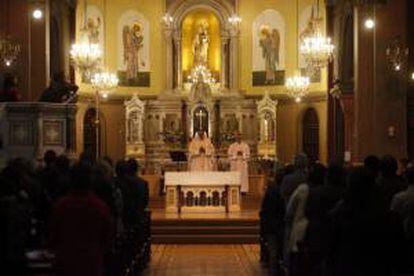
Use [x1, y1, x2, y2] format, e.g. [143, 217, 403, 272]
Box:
[302, 108, 320, 162]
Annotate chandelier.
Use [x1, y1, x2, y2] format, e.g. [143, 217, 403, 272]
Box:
[70, 0, 102, 80]
[0, 36, 21, 67]
[70, 33, 102, 80]
[91, 71, 119, 98]
[187, 65, 216, 85]
[300, 1, 334, 70]
[286, 0, 310, 102]
[386, 38, 409, 73]
[286, 74, 310, 102]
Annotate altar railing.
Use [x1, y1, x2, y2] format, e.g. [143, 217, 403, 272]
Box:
[164, 171, 241, 213]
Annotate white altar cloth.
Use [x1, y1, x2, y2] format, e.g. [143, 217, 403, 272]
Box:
[165, 171, 241, 213]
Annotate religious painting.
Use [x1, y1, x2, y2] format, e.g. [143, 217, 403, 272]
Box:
[145, 114, 160, 142]
[43, 120, 64, 146]
[252, 9, 286, 86]
[299, 5, 321, 82]
[86, 5, 104, 50]
[117, 10, 150, 87]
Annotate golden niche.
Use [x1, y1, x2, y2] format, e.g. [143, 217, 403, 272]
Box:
[181, 9, 221, 83]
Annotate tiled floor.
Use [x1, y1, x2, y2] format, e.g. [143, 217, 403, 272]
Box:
[144, 244, 266, 276]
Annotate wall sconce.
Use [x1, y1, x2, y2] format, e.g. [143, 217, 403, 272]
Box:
[364, 17, 375, 29]
[30, 1, 44, 20]
[162, 13, 174, 28]
[228, 14, 242, 33]
[387, 125, 396, 138]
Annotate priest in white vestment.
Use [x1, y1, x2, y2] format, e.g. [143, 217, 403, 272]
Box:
[228, 133, 250, 193]
[188, 131, 215, 171]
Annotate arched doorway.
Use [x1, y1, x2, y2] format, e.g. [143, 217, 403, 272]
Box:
[302, 108, 319, 162]
[83, 108, 99, 159]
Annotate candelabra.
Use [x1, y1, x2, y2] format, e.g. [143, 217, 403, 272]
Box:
[187, 65, 216, 85]
[91, 71, 119, 158]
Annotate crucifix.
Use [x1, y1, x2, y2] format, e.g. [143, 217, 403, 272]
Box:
[196, 109, 206, 130]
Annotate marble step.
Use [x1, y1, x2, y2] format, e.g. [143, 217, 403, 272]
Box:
[152, 225, 259, 235]
[152, 234, 259, 244]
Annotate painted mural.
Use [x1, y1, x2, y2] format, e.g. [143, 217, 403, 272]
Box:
[252, 9, 285, 86]
[117, 10, 150, 87]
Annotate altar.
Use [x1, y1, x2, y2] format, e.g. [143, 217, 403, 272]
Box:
[165, 171, 241, 213]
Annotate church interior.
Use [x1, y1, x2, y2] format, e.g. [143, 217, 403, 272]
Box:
[1, 0, 414, 275]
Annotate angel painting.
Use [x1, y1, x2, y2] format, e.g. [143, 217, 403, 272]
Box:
[123, 22, 145, 80]
[259, 25, 280, 84]
[86, 16, 101, 44]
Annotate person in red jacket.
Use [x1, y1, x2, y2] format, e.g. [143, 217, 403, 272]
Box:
[49, 162, 113, 276]
[0, 74, 22, 102]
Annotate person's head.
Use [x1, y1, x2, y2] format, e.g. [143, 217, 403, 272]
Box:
[94, 160, 113, 181]
[79, 151, 96, 166]
[102, 155, 113, 167]
[380, 154, 398, 178]
[235, 132, 242, 143]
[127, 158, 139, 176]
[326, 160, 345, 187]
[44, 150, 57, 167]
[284, 163, 295, 176]
[346, 167, 375, 206]
[405, 168, 414, 186]
[293, 153, 308, 171]
[70, 162, 93, 192]
[115, 159, 129, 178]
[308, 162, 327, 187]
[364, 155, 380, 178]
[56, 155, 70, 173]
[197, 131, 205, 139]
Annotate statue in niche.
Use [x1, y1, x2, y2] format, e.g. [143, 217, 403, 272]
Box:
[123, 22, 145, 80]
[86, 16, 101, 44]
[127, 110, 140, 143]
[192, 22, 210, 66]
[259, 25, 280, 83]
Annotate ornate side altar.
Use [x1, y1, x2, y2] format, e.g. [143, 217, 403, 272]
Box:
[165, 171, 241, 213]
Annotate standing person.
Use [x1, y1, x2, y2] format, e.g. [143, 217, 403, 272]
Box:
[328, 167, 404, 276]
[391, 168, 414, 273]
[188, 131, 215, 172]
[304, 161, 346, 276]
[280, 153, 308, 204]
[378, 155, 407, 208]
[50, 162, 113, 276]
[228, 132, 250, 193]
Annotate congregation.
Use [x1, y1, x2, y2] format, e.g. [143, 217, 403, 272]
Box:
[260, 154, 414, 276]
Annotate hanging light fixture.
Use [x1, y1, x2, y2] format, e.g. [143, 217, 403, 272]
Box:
[70, 0, 102, 80]
[300, 0, 334, 71]
[0, 1, 21, 67]
[0, 36, 21, 67]
[91, 71, 119, 95]
[286, 0, 310, 102]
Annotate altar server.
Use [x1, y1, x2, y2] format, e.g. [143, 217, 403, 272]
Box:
[228, 133, 250, 193]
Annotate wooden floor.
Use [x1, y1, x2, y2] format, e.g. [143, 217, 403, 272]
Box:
[143, 244, 267, 276]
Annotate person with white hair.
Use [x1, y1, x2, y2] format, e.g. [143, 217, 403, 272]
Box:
[188, 131, 215, 171]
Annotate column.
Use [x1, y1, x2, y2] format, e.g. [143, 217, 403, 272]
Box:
[164, 28, 174, 90]
[220, 35, 229, 88]
[229, 28, 239, 91]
